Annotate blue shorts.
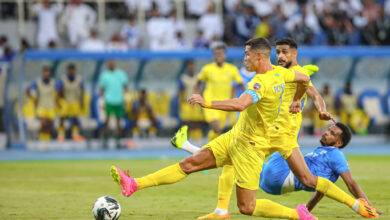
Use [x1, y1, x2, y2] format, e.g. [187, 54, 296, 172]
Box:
[259, 153, 291, 195]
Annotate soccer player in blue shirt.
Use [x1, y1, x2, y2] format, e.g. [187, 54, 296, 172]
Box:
[172, 122, 379, 218]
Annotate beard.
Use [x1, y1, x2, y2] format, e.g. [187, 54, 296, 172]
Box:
[320, 139, 335, 146]
[278, 59, 292, 69]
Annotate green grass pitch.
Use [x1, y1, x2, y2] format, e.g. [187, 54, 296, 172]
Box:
[1, 155, 389, 219]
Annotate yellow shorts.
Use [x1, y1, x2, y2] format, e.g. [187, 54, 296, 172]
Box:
[203, 108, 228, 126]
[269, 127, 300, 160]
[203, 131, 267, 190]
[180, 102, 203, 122]
[58, 101, 81, 117]
[37, 107, 56, 120]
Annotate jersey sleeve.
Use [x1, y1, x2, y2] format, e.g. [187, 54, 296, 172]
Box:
[178, 79, 184, 90]
[244, 77, 265, 104]
[283, 68, 296, 83]
[29, 81, 38, 90]
[197, 66, 208, 81]
[328, 150, 350, 175]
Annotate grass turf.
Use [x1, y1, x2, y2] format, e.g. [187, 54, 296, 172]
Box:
[1, 155, 389, 219]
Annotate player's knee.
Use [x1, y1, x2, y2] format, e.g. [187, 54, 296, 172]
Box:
[179, 156, 197, 174]
[237, 203, 255, 215]
[298, 174, 316, 189]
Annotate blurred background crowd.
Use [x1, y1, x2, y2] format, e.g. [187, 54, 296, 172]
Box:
[0, 0, 390, 55]
[0, 0, 389, 150]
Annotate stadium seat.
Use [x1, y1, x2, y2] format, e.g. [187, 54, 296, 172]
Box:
[359, 89, 388, 126]
[139, 59, 182, 93]
[194, 59, 213, 74]
[353, 57, 390, 94]
[312, 57, 353, 89]
[148, 91, 178, 130]
[297, 58, 313, 66]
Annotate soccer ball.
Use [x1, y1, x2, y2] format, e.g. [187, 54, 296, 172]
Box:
[92, 196, 121, 220]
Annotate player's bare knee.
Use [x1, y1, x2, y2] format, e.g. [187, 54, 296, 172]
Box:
[299, 174, 316, 189]
[237, 203, 255, 215]
[179, 157, 195, 174]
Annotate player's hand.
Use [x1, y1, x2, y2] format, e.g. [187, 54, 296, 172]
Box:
[187, 94, 205, 107]
[318, 111, 336, 123]
[302, 64, 319, 76]
[289, 100, 301, 114]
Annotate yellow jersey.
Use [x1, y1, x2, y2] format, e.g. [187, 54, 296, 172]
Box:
[273, 65, 313, 136]
[198, 62, 242, 101]
[231, 65, 295, 145]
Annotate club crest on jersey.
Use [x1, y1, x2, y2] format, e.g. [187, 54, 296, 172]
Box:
[253, 83, 261, 90]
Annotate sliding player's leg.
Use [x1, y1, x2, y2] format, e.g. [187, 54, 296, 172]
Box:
[286, 148, 378, 218]
[111, 130, 232, 197]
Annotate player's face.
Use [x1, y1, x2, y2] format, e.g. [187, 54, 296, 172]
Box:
[276, 45, 296, 69]
[244, 45, 258, 72]
[320, 126, 342, 147]
[213, 48, 226, 64]
[42, 69, 51, 79]
[187, 62, 194, 75]
[107, 60, 115, 70]
[68, 67, 75, 76]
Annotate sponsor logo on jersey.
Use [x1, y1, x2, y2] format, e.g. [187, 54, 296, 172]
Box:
[253, 83, 261, 90]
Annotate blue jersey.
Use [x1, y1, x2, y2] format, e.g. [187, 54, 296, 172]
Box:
[260, 146, 350, 195]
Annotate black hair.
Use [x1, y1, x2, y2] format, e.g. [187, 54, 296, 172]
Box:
[335, 122, 352, 149]
[275, 37, 298, 49]
[245, 38, 271, 55]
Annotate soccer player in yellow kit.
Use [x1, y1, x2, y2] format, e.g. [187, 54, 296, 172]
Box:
[190, 37, 377, 219]
[195, 43, 245, 141]
[111, 38, 318, 219]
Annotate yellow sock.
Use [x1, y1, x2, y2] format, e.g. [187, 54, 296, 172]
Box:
[207, 130, 219, 142]
[44, 133, 51, 141]
[72, 126, 79, 135]
[216, 165, 235, 210]
[135, 163, 187, 190]
[316, 177, 356, 208]
[39, 132, 45, 140]
[58, 127, 65, 136]
[252, 199, 299, 219]
[149, 126, 157, 135]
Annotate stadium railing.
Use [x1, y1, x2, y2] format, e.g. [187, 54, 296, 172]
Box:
[3, 47, 390, 149]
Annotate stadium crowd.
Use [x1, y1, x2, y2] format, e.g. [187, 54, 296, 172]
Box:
[1, 0, 390, 55]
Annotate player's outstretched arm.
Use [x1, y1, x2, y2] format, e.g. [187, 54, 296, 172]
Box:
[187, 93, 253, 112]
[306, 85, 336, 123]
[340, 170, 372, 205]
[306, 191, 324, 211]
